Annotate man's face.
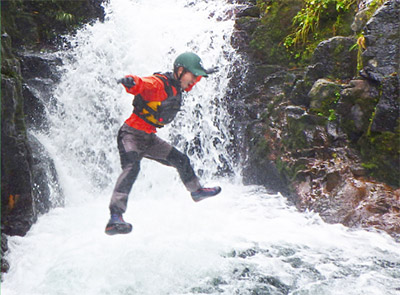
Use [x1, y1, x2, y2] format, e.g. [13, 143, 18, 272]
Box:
[177, 67, 198, 90]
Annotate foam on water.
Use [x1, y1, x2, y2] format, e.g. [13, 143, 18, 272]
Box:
[3, 183, 400, 294]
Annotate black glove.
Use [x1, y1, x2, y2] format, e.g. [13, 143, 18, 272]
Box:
[205, 66, 219, 75]
[117, 77, 135, 88]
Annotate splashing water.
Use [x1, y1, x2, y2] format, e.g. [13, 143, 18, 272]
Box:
[2, 1, 400, 295]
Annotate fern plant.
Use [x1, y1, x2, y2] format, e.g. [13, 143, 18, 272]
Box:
[284, 0, 357, 49]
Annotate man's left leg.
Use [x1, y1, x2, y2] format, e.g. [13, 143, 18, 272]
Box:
[145, 135, 221, 201]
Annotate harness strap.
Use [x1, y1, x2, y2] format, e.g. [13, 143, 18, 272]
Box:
[132, 72, 181, 128]
[154, 73, 175, 97]
[133, 96, 164, 128]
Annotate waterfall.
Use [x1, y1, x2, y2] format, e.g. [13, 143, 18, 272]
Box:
[2, 1, 400, 294]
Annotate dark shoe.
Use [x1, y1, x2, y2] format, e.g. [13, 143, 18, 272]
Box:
[191, 186, 221, 202]
[105, 214, 132, 235]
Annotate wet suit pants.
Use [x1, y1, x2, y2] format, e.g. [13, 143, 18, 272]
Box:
[109, 123, 201, 214]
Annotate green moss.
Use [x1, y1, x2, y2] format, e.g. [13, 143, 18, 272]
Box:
[2, 68, 20, 80]
[236, 16, 259, 33]
[359, 127, 400, 187]
[284, 113, 327, 150]
[275, 154, 308, 183]
[309, 82, 342, 118]
[334, 43, 345, 55]
[365, 0, 386, 19]
[284, 0, 358, 64]
[251, 0, 302, 65]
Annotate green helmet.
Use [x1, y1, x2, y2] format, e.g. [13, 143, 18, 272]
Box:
[174, 52, 208, 77]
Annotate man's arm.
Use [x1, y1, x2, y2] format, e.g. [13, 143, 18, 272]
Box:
[118, 75, 167, 101]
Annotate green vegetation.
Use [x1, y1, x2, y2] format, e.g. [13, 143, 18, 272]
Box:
[1, 0, 103, 48]
[365, 0, 386, 18]
[253, 0, 358, 65]
[348, 0, 385, 73]
[253, 0, 386, 65]
[359, 126, 400, 187]
[327, 90, 341, 121]
[250, 1, 302, 65]
[350, 34, 366, 72]
[284, 0, 357, 62]
[284, 0, 356, 48]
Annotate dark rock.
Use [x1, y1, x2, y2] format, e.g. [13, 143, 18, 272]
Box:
[22, 83, 48, 130]
[235, 16, 260, 35]
[290, 79, 312, 107]
[351, 7, 369, 33]
[1, 76, 37, 236]
[325, 171, 341, 192]
[20, 52, 62, 130]
[19, 52, 62, 81]
[237, 6, 260, 18]
[242, 121, 289, 194]
[305, 62, 327, 83]
[285, 106, 306, 117]
[29, 133, 64, 214]
[362, 0, 400, 81]
[308, 36, 357, 81]
[336, 79, 379, 141]
[350, 165, 367, 177]
[308, 79, 342, 112]
[370, 76, 400, 133]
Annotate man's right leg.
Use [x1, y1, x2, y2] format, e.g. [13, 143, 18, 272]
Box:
[109, 156, 141, 215]
[106, 125, 143, 235]
[105, 159, 140, 235]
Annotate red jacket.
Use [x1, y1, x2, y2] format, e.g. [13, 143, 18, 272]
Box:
[122, 74, 201, 133]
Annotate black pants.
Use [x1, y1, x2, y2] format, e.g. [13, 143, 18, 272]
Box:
[109, 123, 201, 214]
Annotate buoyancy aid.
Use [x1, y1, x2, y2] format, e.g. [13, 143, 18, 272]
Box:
[132, 72, 182, 128]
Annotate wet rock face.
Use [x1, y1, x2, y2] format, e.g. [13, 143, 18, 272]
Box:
[29, 133, 65, 215]
[361, 0, 400, 82]
[20, 52, 63, 131]
[360, 1, 400, 134]
[308, 36, 357, 81]
[370, 76, 399, 133]
[293, 151, 400, 240]
[232, 0, 399, 239]
[2, 51, 64, 238]
[1, 63, 37, 236]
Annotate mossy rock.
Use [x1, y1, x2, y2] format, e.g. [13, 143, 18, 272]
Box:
[336, 79, 380, 142]
[359, 128, 400, 187]
[250, 0, 302, 65]
[286, 1, 358, 64]
[284, 111, 328, 150]
[309, 36, 357, 81]
[308, 79, 342, 117]
[235, 16, 261, 35]
[276, 155, 309, 183]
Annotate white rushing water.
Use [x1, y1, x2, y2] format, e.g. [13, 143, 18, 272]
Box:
[2, 0, 400, 294]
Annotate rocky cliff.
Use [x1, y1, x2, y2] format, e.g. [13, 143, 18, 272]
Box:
[232, 0, 399, 239]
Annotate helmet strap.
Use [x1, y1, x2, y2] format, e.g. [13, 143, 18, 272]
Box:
[174, 67, 187, 81]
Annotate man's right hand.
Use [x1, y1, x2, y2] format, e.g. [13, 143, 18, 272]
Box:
[117, 77, 135, 88]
